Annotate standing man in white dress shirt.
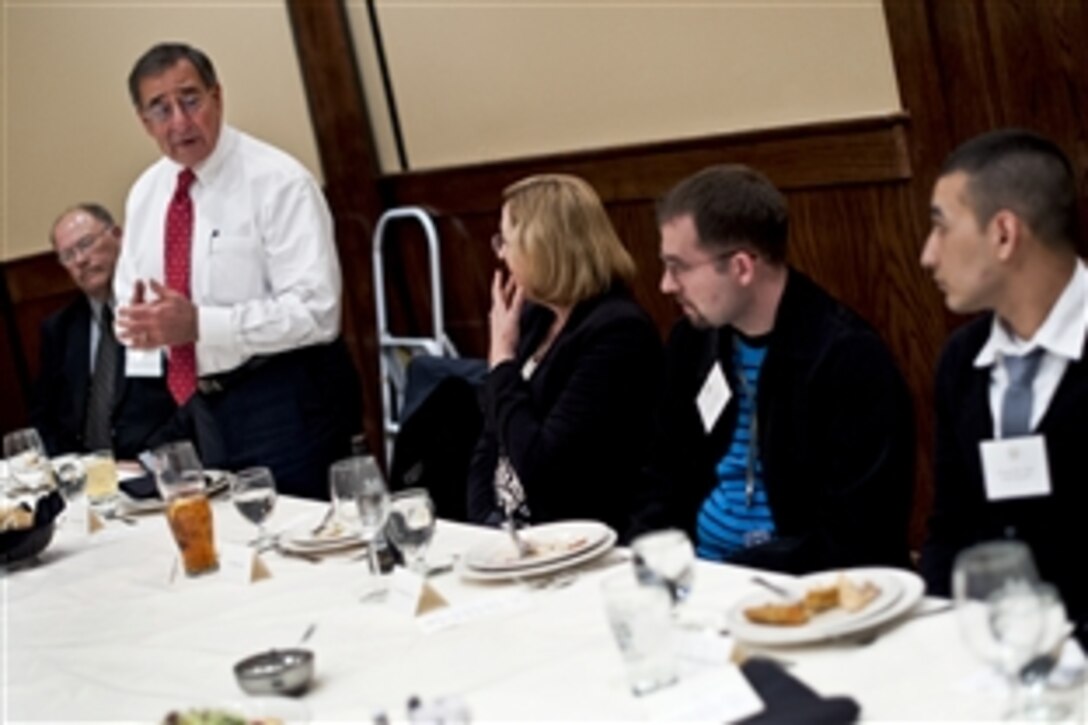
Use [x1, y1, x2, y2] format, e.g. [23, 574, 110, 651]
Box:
[919, 128, 1087, 648]
[114, 42, 359, 499]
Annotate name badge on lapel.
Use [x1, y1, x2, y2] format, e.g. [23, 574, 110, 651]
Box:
[696, 362, 731, 434]
[979, 435, 1053, 501]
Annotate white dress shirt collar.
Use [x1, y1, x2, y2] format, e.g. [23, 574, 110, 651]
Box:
[975, 260, 1088, 369]
[165, 123, 237, 187]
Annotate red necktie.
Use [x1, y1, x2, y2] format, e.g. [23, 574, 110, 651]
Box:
[165, 168, 197, 405]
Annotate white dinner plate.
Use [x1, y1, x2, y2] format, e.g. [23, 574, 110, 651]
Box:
[727, 567, 925, 646]
[464, 520, 613, 572]
[117, 470, 232, 514]
[460, 524, 618, 581]
[278, 518, 365, 554]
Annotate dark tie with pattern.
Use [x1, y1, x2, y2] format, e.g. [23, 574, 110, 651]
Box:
[84, 305, 117, 450]
[1000, 349, 1045, 438]
[165, 168, 197, 405]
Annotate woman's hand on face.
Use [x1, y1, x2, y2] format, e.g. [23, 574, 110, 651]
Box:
[489, 269, 523, 367]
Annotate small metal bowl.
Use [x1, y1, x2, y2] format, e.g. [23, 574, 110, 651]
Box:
[233, 648, 314, 696]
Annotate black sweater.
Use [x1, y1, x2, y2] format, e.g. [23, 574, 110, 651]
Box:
[921, 314, 1088, 648]
[634, 269, 915, 574]
[467, 285, 664, 536]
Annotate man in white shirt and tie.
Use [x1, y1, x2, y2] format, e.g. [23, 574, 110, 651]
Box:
[919, 128, 1087, 648]
[114, 43, 359, 499]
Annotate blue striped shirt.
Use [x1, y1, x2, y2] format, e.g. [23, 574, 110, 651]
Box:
[695, 337, 775, 561]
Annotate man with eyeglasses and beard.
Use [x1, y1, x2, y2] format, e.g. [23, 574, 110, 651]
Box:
[32, 203, 179, 459]
[113, 43, 359, 500]
[630, 165, 915, 575]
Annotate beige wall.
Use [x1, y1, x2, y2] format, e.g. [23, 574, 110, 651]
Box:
[0, 0, 321, 261]
[348, 0, 900, 172]
[2, 0, 899, 259]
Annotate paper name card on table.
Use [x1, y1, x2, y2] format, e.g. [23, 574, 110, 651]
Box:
[640, 665, 764, 722]
[62, 496, 94, 538]
[169, 543, 271, 586]
[675, 629, 735, 667]
[417, 591, 532, 635]
[219, 543, 272, 584]
[386, 566, 448, 617]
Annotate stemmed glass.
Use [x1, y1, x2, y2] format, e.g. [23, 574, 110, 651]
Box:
[631, 529, 696, 606]
[329, 458, 365, 532]
[952, 540, 1065, 720]
[385, 488, 436, 574]
[231, 467, 277, 549]
[330, 456, 390, 574]
[3, 428, 52, 493]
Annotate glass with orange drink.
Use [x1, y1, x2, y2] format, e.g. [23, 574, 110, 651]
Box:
[153, 441, 218, 576]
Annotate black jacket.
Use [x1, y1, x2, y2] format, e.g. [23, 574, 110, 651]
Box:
[634, 269, 915, 574]
[30, 296, 179, 459]
[921, 314, 1088, 647]
[467, 285, 664, 535]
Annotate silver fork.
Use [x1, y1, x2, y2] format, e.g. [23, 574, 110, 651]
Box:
[502, 501, 532, 559]
[311, 504, 336, 535]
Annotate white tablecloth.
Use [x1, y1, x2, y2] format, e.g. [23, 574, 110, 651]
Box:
[2, 494, 1084, 722]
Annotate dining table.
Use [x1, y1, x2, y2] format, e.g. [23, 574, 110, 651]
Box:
[3, 489, 1085, 723]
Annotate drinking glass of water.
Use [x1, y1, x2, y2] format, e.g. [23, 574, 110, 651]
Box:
[231, 467, 277, 549]
[385, 488, 436, 574]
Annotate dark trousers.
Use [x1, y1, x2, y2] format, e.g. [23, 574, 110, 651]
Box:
[190, 340, 360, 500]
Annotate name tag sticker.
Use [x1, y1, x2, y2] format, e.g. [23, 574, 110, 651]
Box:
[979, 435, 1052, 500]
[125, 348, 163, 378]
[696, 362, 731, 434]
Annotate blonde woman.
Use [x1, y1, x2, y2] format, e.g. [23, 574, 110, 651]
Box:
[467, 174, 663, 535]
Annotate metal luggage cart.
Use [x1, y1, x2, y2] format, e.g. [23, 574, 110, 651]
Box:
[372, 206, 458, 461]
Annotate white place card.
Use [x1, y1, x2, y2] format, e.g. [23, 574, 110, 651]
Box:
[219, 543, 271, 584]
[65, 496, 91, 539]
[640, 665, 764, 722]
[169, 544, 269, 586]
[387, 566, 426, 616]
[417, 592, 531, 635]
[675, 629, 735, 667]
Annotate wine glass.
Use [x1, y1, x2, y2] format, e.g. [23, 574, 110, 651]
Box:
[152, 440, 205, 498]
[356, 476, 391, 577]
[330, 456, 390, 574]
[953, 540, 1047, 719]
[52, 455, 87, 503]
[996, 583, 1074, 722]
[231, 467, 277, 549]
[631, 529, 696, 606]
[3, 428, 52, 493]
[329, 457, 366, 532]
[385, 488, 436, 574]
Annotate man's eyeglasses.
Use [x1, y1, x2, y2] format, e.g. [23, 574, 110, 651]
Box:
[661, 247, 751, 280]
[57, 226, 113, 265]
[141, 90, 208, 125]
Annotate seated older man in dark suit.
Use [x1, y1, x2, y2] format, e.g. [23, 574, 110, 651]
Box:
[31, 203, 179, 459]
